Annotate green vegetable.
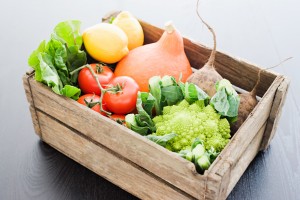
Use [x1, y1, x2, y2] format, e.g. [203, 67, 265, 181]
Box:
[195, 153, 211, 173]
[125, 92, 156, 135]
[178, 138, 216, 174]
[153, 99, 231, 152]
[210, 79, 240, 122]
[28, 20, 87, 100]
[145, 133, 177, 147]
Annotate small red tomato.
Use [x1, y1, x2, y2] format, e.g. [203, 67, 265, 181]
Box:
[77, 94, 108, 116]
[78, 63, 114, 95]
[103, 76, 139, 114]
[109, 114, 126, 125]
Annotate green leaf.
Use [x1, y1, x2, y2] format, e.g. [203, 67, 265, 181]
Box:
[125, 114, 150, 135]
[210, 79, 240, 121]
[210, 88, 229, 115]
[135, 92, 156, 133]
[139, 92, 156, 117]
[61, 85, 81, 100]
[183, 82, 209, 105]
[38, 52, 62, 94]
[149, 76, 163, 115]
[52, 20, 82, 48]
[28, 40, 46, 81]
[145, 133, 177, 147]
[66, 45, 87, 84]
[161, 85, 184, 106]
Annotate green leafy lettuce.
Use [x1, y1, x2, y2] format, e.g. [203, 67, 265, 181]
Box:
[28, 20, 87, 100]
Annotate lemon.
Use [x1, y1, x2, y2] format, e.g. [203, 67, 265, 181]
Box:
[83, 23, 129, 64]
[113, 11, 144, 50]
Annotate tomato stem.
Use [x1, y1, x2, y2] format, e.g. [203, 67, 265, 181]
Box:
[71, 64, 112, 115]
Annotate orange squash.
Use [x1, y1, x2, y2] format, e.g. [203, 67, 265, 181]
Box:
[114, 21, 193, 92]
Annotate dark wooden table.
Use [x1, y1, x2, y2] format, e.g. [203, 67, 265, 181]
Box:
[1, 0, 299, 199]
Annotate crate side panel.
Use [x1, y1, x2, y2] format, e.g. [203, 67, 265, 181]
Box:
[226, 123, 266, 196]
[37, 111, 193, 200]
[29, 78, 205, 199]
[261, 77, 290, 150]
[22, 74, 42, 137]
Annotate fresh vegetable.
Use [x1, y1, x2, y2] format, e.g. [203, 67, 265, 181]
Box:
[83, 23, 129, 64]
[145, 133, 177, 147]
[103, 76, 140, 114]
[77, 94, 108, 116]
[152, 99, 231, 152]
[178, 138, 219, 174]
[112, 11, 144, 50]
[125, 75, 209, 134]
[109, 114, 126, 125]
[210, 79, 240, 123]
[187, 0, 222, 97]
[114, 21, 193, 92]
[78, 63, 114, 95]
[28, 20, 87, 100]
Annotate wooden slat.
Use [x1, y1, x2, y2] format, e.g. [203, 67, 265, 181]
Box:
[140, 21, 277, 97]
[37, 111, 193, 200]
[28, 77, 205, 199]
[226, 122, 266, 195]
[22, 73, 42, 138]
[260, 77, 290, 150]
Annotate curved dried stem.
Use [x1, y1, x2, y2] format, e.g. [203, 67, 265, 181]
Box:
[196, 0, 217, 67]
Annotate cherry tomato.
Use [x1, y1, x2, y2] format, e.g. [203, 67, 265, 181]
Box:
[103, 76, 139, 114]
[77, 94, 108, 116]
[78, 63, 114, 95]
[109, 114, 126, 125]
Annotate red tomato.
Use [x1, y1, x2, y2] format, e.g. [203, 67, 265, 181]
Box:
[109, 114, 126, 125]
[103, 76, 139, 114]
[78, 63, 114, 95]
[77, 94, 108, 116]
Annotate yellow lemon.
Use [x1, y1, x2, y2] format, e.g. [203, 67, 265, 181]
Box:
[83, 23, 129, 64]
[113, 11, 144, 50]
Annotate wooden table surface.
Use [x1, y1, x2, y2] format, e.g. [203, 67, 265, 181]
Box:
[1, 0, 299, 199]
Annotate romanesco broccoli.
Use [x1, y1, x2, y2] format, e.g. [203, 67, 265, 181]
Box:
[153, 99, 231, 152]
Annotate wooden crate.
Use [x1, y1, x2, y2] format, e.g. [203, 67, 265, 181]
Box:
[23, 18, 289, 200]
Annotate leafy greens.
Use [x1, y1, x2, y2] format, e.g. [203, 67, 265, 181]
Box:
[28, 20, 87, 100]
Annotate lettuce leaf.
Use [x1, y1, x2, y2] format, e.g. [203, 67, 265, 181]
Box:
[28, 20, 86, 100]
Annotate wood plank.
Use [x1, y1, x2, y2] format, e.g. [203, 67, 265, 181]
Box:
[28, 77, 205, 199]
[140, 20, 277, 97]
[260, 77, 290, 150]
[22, 73, 42, 138]
[37, 111, 193, 200]
[226, 123, 267, 195]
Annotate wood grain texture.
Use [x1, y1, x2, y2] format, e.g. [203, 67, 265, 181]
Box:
[260, 77, 290, 150]
[22, 73, 42, 138]
[27, 78, 206, 199]
[37, 110, 193, 200]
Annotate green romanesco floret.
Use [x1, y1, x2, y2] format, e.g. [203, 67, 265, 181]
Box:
[153, 99, 231, 153]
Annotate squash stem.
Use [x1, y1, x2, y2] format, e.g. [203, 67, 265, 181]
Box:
[164, 21, 175, 34]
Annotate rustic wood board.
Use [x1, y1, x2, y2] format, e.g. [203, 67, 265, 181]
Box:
[26, 76, 206, 199]
[37, 110, 194, 200]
